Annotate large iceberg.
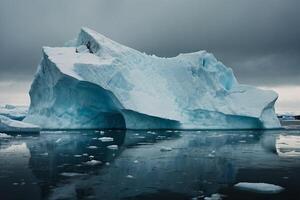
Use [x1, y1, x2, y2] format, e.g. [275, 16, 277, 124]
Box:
[24, 27, 281, 130]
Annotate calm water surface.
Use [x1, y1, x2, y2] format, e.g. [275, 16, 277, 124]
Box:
[0, 129, 300, 200]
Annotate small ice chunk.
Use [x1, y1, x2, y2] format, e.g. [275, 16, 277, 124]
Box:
[234, 182, 284, 193]
[208, 150, 216, 158]
[160, 147, 172, 152]
[204, 193, 222, 200]
[89, 155, 94, 159]
[98, 137, 114, 142]
[133, 160, 139, 163]
[126, 175, 134, 178]
[40, 152, 48, 156]
[208, 153, 215, 158]
[107, 145, 118, 150]
[147, 131, 156, 135]
[60, 172, 86, 177]
[87, 146, 98, 149]
[82, 153, 88, 156]
[157, 136, 166, 140]
[74, 155, 82, 158]
[84, 160, 102, 166]
[55, 138, 62, 143]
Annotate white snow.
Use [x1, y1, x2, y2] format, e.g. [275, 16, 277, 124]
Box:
[24, 27, 281, 130]
[0, 115, 40, 132]
[234, 182, 284, 193]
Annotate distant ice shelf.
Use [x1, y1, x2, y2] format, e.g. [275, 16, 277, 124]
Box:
[24, 27, 281, 130]
[0, 104, 28, 121]
[0, 115, 40, 133]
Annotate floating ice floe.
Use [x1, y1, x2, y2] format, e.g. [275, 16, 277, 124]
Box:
[203, 193, 222, 200]
[126, 175, 134, 179]
[87, 146, 98, 149]
[84, 160, 102, 166]
[60, 172, 86, 177]
[160, 147, 173, 152]
[98, 137, 114, 142]
[107, 145, 118, 150]
[234, 182, 284, 193]
[55, 138, 62, 143]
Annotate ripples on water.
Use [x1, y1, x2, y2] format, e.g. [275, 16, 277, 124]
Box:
[0, 129, 300, 200]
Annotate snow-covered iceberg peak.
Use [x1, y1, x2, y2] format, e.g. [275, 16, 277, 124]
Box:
[24, 27, 281, 130]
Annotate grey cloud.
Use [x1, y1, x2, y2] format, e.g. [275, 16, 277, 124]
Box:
[0, 0, 299, 87]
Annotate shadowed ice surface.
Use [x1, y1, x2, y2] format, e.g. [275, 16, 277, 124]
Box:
[0, 129, 300, 200]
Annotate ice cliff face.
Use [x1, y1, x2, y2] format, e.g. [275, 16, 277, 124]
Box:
[24, 27, 281, 129]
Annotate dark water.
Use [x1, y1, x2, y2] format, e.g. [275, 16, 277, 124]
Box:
[0, 129, 300, 200]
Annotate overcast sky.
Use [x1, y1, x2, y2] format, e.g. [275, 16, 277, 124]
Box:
[0, 0, 299, 113]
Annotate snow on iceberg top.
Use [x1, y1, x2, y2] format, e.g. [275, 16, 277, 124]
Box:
[28, 27, 280, 129]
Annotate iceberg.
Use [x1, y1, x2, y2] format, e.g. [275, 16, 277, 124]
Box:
[0, 115, 40, 132]
[24, 27, 281, 130]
